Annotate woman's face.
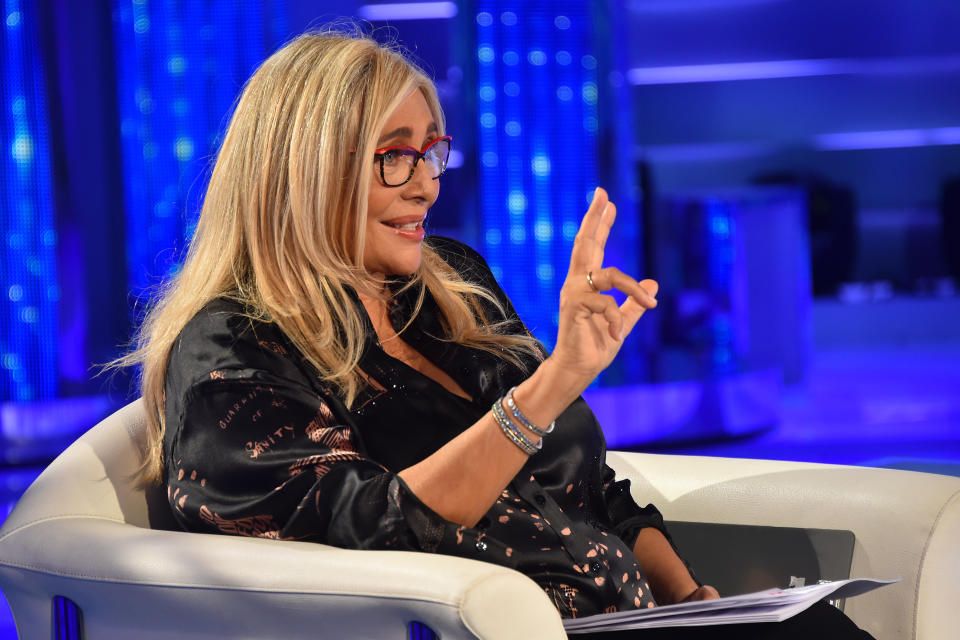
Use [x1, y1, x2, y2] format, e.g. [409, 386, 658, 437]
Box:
[363, 89, 441, 279]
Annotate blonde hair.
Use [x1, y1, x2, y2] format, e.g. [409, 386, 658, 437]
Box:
[118, 30, 542, 484]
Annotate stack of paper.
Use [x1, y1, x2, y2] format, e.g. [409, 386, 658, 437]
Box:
[563, 577, 899, 633]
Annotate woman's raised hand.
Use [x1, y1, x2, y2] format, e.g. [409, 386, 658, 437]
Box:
[399, 188, 658, 527]
[546, 187, 658, 392]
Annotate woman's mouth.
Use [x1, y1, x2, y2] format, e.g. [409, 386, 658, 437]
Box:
[381, 219, 425, 240]
[384, 221, 420, 231]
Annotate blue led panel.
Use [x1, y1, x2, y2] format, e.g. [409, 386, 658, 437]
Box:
[112, 0, 284, 301]
[0, 1, 58, 402]
[703, 198, 737, 375]
[475, 2, 598, 350]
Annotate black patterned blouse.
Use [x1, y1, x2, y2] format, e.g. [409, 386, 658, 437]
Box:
[163, 236, 686, 618]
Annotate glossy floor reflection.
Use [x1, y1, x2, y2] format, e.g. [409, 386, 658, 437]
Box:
[645, 344, 960, 473]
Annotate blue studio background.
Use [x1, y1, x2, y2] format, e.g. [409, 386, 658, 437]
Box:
[1, 0, 959, 635]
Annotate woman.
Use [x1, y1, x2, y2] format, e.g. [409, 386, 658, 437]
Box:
[124, 30, 872, 638]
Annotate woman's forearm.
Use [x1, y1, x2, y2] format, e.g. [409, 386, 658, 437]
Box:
[398, 189, 658, 528]
[397, 356, 582, 527]
[632, 527, 699, 604]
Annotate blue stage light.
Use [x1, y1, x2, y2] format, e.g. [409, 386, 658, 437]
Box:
[476, 1, 597, 349]
[477, 46, 495, 63]
[814, 126, 960, 151]
[627, 55, 960, 86]
[358, 2, 458, 21]
[0, 0, 58, 402]
[112, 0, 287, 306]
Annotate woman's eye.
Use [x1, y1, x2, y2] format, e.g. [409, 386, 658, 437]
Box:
[382, 150, 401, 165]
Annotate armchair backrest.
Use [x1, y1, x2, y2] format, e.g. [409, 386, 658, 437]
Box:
[1, 400, 173, 535]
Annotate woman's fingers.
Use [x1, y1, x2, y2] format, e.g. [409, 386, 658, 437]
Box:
[588, 267, 658, 309]
[592, 200, 616, 269]
[561, 187, 660, 345]
[620, 279, 659, 335]
[578, 186, 609, 241]
[568, 187, 610, 275]
[681, 585, 721, 602]
[640, 278, 659, 298]
[563, 270, 658, 342]
[575, 292, 625, 340]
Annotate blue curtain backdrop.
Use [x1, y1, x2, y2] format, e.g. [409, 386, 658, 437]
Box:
[474, 1, 599, 351]
[0, 1, 58, 402]
[0, 0, 288, 401]
[112, 0, 287, 303]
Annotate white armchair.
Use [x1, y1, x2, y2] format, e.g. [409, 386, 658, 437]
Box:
[607, 451, 960, 639]
[1, 400, 957, 639]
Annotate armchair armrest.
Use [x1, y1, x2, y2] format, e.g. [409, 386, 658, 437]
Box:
[0, 397, 569, 639]
[0, 517, 565, 640]
[607, 451, 960, 640]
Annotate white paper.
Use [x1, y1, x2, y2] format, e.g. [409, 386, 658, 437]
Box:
[563, 577, 900, 633]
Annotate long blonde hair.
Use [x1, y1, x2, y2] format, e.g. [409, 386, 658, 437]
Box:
[118, 30, 542, 484]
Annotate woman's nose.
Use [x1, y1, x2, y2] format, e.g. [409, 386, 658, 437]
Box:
[405, 155, 436, 193]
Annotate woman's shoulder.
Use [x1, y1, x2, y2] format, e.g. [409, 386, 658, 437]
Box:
[176, 297, 278, 350]
[167, 298, 308, 393]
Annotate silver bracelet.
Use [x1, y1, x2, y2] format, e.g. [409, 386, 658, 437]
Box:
[505, 386, 556, 437]
[491, 398, 541, 455]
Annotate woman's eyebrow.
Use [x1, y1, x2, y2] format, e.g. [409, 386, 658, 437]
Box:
[376, 122, 439, 146]
[377, 126, 412, 145]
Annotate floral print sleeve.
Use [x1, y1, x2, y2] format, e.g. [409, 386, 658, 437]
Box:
[162, 299, 469, 555]
[167, 372, 447, 551]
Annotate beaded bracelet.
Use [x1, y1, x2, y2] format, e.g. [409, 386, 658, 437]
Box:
[491, 398, 541, 455]
[492, 399, 540, 455]
[504, 386, 556, 437]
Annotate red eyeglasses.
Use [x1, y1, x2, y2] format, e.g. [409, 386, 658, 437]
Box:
[373, 136, 452, 187]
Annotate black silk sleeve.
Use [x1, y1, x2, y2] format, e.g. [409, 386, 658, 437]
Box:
[166, 371, 453, 552]
[600, 462, 669, 549]
[601, 462, 701, 584]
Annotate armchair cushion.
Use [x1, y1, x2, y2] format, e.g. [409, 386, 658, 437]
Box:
[607, 451, 960, 640]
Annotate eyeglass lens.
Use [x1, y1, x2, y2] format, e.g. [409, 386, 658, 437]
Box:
[381, 138, 450, 186]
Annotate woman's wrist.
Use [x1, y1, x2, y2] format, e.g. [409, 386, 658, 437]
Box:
[509, 357, 582, 432]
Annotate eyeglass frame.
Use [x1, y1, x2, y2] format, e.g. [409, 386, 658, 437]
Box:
[372, 135, 452, 187]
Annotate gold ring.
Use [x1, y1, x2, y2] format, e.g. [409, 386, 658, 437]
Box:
[586, 270, 599, 292]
